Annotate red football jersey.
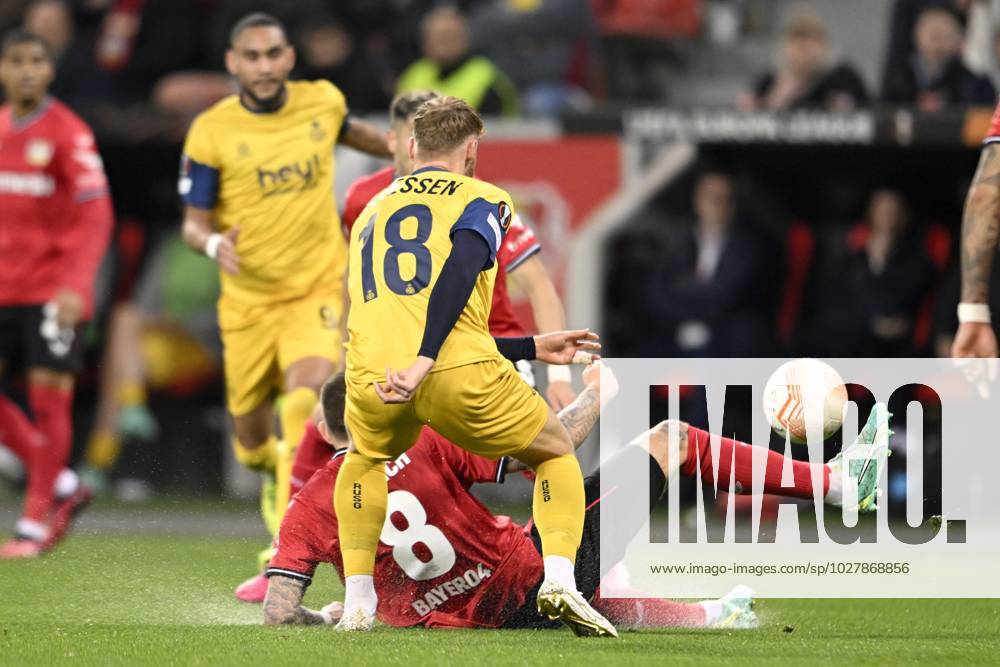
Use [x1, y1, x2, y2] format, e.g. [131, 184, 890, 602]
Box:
[341, 168, 541, 336]
[342, 165, 394, 235]
[489, 214, 542, 336]
[0, 97, 112, 317]
[269, 428, 544, 629]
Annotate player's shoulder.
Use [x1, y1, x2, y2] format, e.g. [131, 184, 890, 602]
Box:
[461, 174, 512, 204]
[292, 79, 346, 110]
[46, 98, 88, 127]
[188, 95, 242, 130]
[45, 98, 95, 138]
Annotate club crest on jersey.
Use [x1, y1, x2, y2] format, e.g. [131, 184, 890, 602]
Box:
[310, 120, 327, 142]
[25, 139, 54, 167]
[497, 202, 512, 231]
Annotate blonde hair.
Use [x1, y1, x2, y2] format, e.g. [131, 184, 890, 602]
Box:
[411, 96, 484, 157]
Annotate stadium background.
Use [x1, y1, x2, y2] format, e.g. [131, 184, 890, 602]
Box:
[0, 0, 988, 514]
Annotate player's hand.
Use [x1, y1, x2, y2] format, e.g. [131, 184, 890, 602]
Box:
[215, 227, 241, 275]
[952, 322, 999, 398]
[952, 322, 999, 358]
[534, 329, 600, 365]
[545, 381, 576, 411]
[52, 288, 85, 328]
[375, 357, 435, 404]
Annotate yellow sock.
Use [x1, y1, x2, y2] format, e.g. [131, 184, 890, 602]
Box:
[84, 431, 121, 470]
[117, 382, 147, 408]
[533, 454, 585, 562]
[334, 451, 389, 577]
[257, 544, 276, 572]
[260, 471, 280, 537]
[232, 435, 277, 473]
[276, 387, 317, 521]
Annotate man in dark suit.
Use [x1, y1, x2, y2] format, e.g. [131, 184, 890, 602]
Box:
[882, 4, 995, 110]
[647, 171, 779, 358]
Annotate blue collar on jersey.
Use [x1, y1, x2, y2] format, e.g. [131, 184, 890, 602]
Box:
[411, 166, 451, 175]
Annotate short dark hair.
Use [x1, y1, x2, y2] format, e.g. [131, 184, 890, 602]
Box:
[1, 29, 52, 61]
[390, 90, 440, 125]
[917, 3, 963, 25]
[229, 12, 287, 47]
[320, 373, 348, 442]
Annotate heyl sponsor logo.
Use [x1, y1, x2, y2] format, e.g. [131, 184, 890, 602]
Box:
[410, 563, 493, 616]
[257, 154, 321, 197]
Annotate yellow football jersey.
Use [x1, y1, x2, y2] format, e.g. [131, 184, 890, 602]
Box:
[346, 167, 513, 382]
[180, 80, 348, 308]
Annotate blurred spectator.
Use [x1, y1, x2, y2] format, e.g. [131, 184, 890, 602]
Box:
[882, 5, 995, 110]
[23, 0, 71, 58]
[397, 6, 519, 116]
[741, 12, 869, 111]
[21, 0, 99, 104]
[882, 0, 972, 88]
[296, 16, 390, 114]
[469, 0, 597, 115]
[646, 171, 777, 357]
[81, 234, 220, 494]
[810, 190, 933, 357]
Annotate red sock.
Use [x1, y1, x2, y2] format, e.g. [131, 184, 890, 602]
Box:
[592, 586, 707, 627]
[289, 420, 334, 497]
[683, 425, 828, 500]
[23, 385, 74, 522]
[0, 393, 44, 464]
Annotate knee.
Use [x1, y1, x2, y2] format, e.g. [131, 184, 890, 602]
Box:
[286, 361, 334, 394]
[280, 386, 317, 421]
[233, 421, 271, 450]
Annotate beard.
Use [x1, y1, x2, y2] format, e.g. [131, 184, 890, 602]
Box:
[464, 155, 476, 177]
[242, 81, 287, 112]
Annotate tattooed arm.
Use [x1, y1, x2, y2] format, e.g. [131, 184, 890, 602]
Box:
[506, 363, 609, 473]
[954, 144, 1000, 358]
[263, 576, 335, 625]
[558, 383, 601, 450]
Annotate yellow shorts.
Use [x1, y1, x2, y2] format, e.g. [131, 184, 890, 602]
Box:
[141, 327, 217, 389]
[220, 287, 343, 416]
[345, 358, 550, 461]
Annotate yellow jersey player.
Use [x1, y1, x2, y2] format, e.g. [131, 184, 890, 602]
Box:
[335, 96, 616, 637]
[178, 12, 390, 592]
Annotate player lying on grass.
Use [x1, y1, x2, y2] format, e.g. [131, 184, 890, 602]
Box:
[263, 363, 890, 628]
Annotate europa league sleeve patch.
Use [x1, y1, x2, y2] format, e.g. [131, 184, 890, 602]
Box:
[497, 202, 512, 232]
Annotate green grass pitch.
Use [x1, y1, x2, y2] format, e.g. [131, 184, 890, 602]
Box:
[1, 533, 999, 665]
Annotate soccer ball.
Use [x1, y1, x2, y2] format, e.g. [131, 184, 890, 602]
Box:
[763, 359, 847, 444]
